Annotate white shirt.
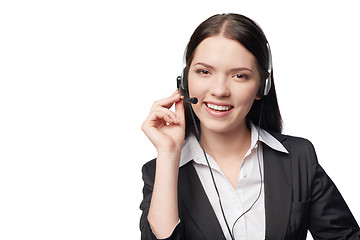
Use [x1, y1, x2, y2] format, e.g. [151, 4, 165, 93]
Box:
[179, 123, 288, 240]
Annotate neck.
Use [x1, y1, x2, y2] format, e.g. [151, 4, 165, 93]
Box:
[200, 121, 251, 163]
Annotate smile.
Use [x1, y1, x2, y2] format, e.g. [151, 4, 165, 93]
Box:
[206, 103, 233, 111]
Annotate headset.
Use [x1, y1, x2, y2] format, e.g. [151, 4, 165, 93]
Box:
[176, 68, 198, 104]
[176, 42, 273, 240]
[177, 42, 273, 103]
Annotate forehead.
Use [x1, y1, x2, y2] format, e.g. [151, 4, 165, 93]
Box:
[191, 36, 258, 70]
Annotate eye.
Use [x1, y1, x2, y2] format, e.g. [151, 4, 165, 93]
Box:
[233, 74, 249, 80]
[196, 69, 210, 75]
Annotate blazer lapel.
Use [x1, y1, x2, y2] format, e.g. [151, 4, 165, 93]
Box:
[178, 161, 226, 240]
[263, 139, 292, 240]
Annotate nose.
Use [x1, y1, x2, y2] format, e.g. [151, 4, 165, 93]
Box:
[209, 75, 230, 98]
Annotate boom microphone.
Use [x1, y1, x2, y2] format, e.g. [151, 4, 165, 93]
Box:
[183, 97, 198, 104]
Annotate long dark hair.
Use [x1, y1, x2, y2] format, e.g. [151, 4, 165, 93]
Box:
[184, 13, 283, 137]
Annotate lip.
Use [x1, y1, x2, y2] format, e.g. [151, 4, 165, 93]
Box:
[204, 101, 234, 118]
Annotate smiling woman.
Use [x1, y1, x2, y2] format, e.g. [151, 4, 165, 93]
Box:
[187, 36, 262, 136]
[140, 13, 360, 240]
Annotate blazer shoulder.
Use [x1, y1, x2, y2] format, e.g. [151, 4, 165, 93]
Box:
[269, 131, 317, 158]
[269, 131, 312, 145]
[269, 131, 310, 144]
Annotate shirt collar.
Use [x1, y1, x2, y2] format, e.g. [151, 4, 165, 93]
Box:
[179, 122, 288, 167]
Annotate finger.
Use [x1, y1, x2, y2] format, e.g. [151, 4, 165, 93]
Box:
[142, 113, 168, 136]
[153, 108, 180, 124]
[151, 91, 181, 111]
[145, 109, 178, 128]
[153, 93, 181, 110]
[170, 89, 180, 97]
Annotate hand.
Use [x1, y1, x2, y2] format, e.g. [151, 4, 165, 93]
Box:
[141, 90, 186, 154]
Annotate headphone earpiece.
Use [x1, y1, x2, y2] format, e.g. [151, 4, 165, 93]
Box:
[177, 67, 189, 98]
[263, 77, 271, 96]
[177, 67, 198, 104]
[259, 43, 272, 98]
[260, 73, 271, 98]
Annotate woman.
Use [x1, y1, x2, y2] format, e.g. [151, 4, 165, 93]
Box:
[140, 13, 360, 240]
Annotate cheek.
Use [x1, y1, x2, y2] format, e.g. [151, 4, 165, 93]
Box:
[188, 76, 205, 97]
[233, 83, 260, 103]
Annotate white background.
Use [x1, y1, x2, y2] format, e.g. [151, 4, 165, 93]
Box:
[0, 0, 359, 239]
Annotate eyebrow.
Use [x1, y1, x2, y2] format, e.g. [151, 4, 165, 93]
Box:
[193, 62, 215, 70]
[193, 62, 253, 73]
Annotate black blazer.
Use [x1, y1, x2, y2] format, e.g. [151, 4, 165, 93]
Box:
[140, 133, 360, 240]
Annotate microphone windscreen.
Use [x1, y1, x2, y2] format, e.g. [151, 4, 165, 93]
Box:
[183, 97, 198, 104]
[190, 97, 198, 104]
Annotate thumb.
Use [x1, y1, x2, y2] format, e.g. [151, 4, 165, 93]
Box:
[174, 100, 186, 125]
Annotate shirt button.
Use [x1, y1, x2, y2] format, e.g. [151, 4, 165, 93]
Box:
[243, 173, 247, 178]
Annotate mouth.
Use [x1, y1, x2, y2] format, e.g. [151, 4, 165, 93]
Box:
[205, 102, 234, 112]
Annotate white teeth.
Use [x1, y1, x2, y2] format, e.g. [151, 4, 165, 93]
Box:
[206, 103, 232, 111]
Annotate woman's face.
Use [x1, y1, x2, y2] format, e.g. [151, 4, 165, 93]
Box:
[188, 35, 261, 135]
